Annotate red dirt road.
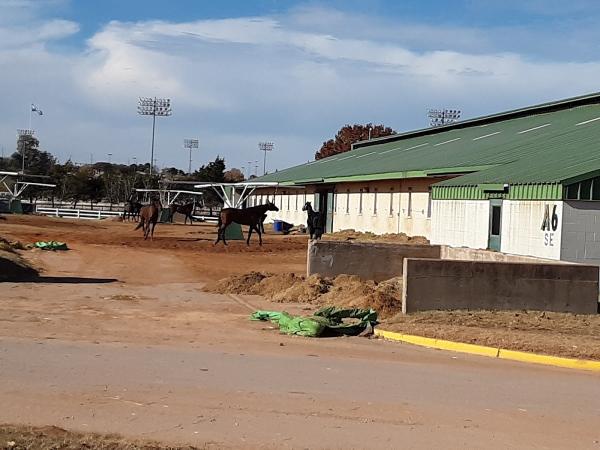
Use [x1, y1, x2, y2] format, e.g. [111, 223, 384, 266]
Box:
[1, 216, 599, 449]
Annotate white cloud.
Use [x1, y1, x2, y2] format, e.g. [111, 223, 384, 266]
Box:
[1, 6, 600, 172]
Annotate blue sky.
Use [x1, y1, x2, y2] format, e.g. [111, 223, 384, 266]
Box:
[1, 0, 600, 175]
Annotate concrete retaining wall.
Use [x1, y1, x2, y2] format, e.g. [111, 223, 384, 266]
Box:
[441, 246, 565, 264]
[307, 240, 441, 282]
[402, 258, 599, 314]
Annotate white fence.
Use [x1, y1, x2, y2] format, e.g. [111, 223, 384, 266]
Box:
[36, 206, 123, 220]
[34, 201, 126, 212]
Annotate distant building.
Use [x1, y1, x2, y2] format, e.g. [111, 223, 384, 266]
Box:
[252, 92, 600, 265]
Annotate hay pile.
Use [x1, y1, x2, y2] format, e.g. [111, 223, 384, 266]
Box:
[325, 229, 429, 245]
[207, 272, 403, 318]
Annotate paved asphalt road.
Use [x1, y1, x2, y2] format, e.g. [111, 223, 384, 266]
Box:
[1, 335, 599, 449]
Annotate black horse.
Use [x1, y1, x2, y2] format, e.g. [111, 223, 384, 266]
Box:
[169, 202, 195, 225]
[124, 199, 142, 222]
[302, 201, 324, 240]
[215, 202, 279, 246]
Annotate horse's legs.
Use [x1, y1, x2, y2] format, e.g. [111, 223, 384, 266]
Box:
[246, 224, 253, 246]
[222, 224, 228, 246]
[257, 224, 263, 246]
[150, 220, 156, 240]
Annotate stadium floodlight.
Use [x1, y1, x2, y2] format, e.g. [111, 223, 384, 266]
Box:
[137, 97, 172, 175]
[183, 138, 199, 174]
[427, 108, 461, 127]
[258, 141, 274, 175]
[16, 128, 35, 173]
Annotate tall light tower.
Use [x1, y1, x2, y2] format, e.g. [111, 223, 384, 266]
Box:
[16, 128, 34, 174]
[137, 97, 172, 175]
[427, 108, 461, 127]
[183, 138, 199, 175]
[258, 141, 274, 175]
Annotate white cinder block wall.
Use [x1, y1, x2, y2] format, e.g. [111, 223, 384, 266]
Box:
[561, 201, 600, 265]
[249, 179, 436, 238]
[430, 199, 490, 249]
[501, 200, 562, 260]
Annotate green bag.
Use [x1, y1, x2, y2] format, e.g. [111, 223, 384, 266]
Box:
[251, 307, 378, 338]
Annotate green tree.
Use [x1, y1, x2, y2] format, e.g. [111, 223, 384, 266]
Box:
[314, 123, 395, 160]
[11, 135, 56, 175]
[193, 157, 226, 206]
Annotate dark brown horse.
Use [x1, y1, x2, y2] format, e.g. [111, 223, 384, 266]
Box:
[134, 199, 162, 240]
[124, 200, 142, 222]
[169, 202, 194, 225]
[215, 202, 278, 246]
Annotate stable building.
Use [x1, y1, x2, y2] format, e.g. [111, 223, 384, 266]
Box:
[252, 92, 600, 264]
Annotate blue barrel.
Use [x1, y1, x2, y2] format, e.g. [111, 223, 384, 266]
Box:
[273, 220, 283, 232]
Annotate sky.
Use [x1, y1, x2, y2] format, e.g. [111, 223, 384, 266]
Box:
[1, 0, 600, 176]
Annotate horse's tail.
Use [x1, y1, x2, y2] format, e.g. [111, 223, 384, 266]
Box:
[216, 215, 222, 229]
[134, 218, 144, 230]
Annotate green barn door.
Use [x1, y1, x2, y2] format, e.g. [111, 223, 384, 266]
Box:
[488, 199, 503, 251]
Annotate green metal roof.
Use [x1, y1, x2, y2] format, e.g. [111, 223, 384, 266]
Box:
[257, 92, 600, 187]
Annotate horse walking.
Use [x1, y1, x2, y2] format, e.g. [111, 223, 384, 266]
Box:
[302, 201, 324, 240]
[169, 202, 195, 225]
[124, 200, 142, 222]
[134, 198, 162, 240]
[215, 202, 279, 246]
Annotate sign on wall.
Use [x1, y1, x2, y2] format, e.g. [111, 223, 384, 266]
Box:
[541, 204, 559, 247]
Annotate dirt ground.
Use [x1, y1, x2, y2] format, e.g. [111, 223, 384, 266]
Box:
[206, 271, 600, 360]
[207, 272, 403, 319]
[384, 310, 600, 360]
[1, 215, 600, 449]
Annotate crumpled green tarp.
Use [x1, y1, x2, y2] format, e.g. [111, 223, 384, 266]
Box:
[251, 306, 378, 337]
[33, 241, 68, 251]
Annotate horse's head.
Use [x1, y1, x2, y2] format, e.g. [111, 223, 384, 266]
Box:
[267, 201, 279, 212]
[302, 201, 312, 212]
[151, 198, 163, 209]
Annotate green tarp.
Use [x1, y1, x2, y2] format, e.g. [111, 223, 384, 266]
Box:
[33, 241, 68, 251]
[251, 306, 378, 337]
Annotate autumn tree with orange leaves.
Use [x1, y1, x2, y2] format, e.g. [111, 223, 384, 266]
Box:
[314, 123, 395, 160]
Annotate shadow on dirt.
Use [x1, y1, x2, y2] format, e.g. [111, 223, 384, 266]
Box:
[6, 276, 118, 284]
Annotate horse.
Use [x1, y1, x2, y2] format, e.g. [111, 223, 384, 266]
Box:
[134, 198, 162, 240]
[302, 201, 324, 240]
[169, 202, 194, 225]
[123, 199, 142, 222]
[215, 202, 279, 246]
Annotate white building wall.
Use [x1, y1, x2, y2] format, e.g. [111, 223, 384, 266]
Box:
[249, 179, 435, 238]
[430, 199, 489, 249]
[500, 200, 562, 260]
[561, 201, 600, 266]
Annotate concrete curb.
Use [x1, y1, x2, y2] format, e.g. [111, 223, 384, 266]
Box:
[374, 329, 600, 372]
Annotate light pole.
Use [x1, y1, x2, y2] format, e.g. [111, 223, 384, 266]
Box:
[132, 156, 137, 166]
[16, 128, 34, 174]
[183, 138, 199, 175]
[107, 153, 113, 164]
[254, 160, 259, 177]
[137, 97, 172, 175]
[258, 141, 274, 175]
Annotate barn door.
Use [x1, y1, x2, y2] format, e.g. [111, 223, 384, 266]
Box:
[488, 199, 502, 251]
[326, 191, 334, 233]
